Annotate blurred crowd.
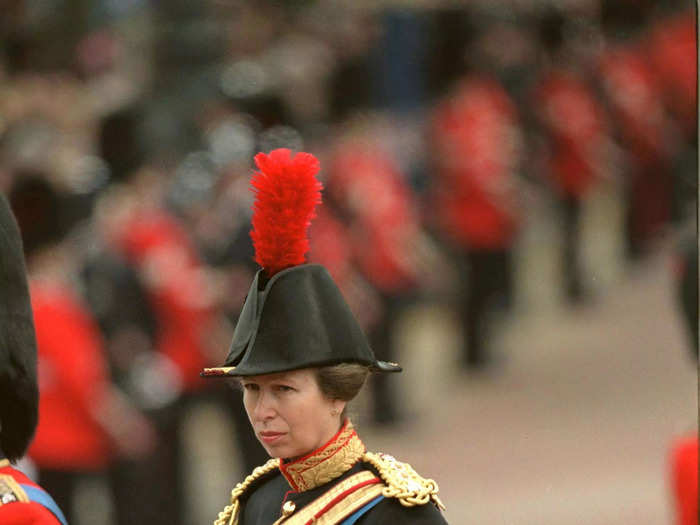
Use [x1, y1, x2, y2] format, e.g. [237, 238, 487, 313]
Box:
[0, 1, 696, 524]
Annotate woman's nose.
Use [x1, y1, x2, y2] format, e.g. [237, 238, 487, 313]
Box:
[253, 391, 276, 420]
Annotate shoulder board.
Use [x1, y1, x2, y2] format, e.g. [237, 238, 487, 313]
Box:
[214, 458, 279, 525]
[362, 452, 445, 511]
[0, 474, 29, 505]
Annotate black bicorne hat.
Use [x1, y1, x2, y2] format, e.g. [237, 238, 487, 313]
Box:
[202, 149, 401, 378]
[0, 194, 39, 461]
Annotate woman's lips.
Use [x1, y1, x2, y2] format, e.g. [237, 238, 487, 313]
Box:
[259, 432, 285, 444]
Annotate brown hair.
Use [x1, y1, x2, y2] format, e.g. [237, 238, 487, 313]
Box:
[315, 363, 370, 420]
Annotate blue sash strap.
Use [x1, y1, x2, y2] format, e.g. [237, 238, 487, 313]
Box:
[19, 484, 68, 525]
[340, 495, 384, 525]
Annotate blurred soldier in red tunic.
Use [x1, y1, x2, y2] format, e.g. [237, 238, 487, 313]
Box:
[430, 74, 522, 369]
[648, 7, 696, 143]
[95, 165, 219, 525]
[530, 8, 610, 303]
[597, 1, 677, 261]
[101, 171, 214, 396]
[647, 6, 697, 226]
[325, 119, 432, 420]
[9, 174, 155, 524]
[0, 191, 66, 524]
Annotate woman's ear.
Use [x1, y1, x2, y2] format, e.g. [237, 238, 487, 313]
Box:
[332, 399, 347, 417]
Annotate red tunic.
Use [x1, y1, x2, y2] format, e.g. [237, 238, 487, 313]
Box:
[0, 461, 61, 524]
[327, 144, 421, 294]
[648, 10, 697, 137]
[27, 282, 112, 470]
[597, 44, 671, 166]
[532, 68, 608, 198]
[431, 75, 520, 250]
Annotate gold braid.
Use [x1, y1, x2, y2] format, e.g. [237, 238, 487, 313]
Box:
[213, 459, 280, 525]
[362, 452, 446, 510]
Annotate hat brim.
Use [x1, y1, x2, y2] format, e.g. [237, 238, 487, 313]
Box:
[201, 360, 402, 378]
[372, 360, 402, 373]
[201, 367, 238, 377]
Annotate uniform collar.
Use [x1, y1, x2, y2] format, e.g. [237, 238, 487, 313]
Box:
[279, 419, 365, 492]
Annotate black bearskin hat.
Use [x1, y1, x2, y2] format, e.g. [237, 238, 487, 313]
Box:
[0, 193, 39, 461]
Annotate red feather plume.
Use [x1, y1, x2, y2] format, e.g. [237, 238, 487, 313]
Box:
[250, 148, 323, 277]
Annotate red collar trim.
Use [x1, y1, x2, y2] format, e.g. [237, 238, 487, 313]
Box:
[279, 419, 365, 492]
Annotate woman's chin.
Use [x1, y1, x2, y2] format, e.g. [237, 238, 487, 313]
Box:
[264, 447, 279, 458]
[261, 441, 287, 458]
[262, 443, 306, 460]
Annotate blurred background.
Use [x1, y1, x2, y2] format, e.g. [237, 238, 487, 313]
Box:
[0, 0, 697, 524]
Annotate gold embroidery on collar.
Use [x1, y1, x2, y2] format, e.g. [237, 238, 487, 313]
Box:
[0, 459, 10, 469]
[280, 420, 365, 492]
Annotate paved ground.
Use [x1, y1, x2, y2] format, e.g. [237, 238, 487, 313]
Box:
[364, 254, 695, 525]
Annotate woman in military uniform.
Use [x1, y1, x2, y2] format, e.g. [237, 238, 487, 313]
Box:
[202, 149, 448, 525]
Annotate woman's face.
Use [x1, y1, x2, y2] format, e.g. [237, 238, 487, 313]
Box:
[240, 369, 346, 459]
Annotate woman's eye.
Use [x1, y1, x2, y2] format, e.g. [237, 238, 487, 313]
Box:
[243, 383, 259, 392]
[276, 385, 294, 393]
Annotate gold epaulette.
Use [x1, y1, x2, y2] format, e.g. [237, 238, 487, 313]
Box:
[362, 452, 446, 511]
[213, 458, 280, 525]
